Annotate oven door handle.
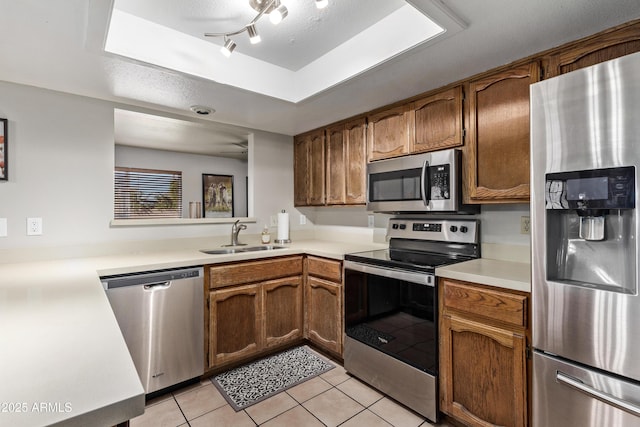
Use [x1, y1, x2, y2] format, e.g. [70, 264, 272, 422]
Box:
[344, 261, 434, 287]
[421, 160, 430, 207]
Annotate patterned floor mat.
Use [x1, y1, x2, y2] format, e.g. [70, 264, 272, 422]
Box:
[211, 346, 335, 411]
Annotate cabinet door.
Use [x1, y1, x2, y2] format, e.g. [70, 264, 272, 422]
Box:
[412, 86, 463, 153]
[367, 104, 414, 162]
[545, 23, 640, 78]
[294, 129, 325, 206]
[263, 276, 304, 348]
[308, 129, 326, 206]
[326, 123, 347, 205]
[306, 276, 342, 356]
[344, 118, 367, 204]
[326, 119, 367, 205]
[293, 135, 310, 206]
[209, 284, 262, 368]
[440, 313, 527, 427]
[466, 61, 540, 203]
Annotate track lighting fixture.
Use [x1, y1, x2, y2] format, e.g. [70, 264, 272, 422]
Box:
[205, 0, 327, 57]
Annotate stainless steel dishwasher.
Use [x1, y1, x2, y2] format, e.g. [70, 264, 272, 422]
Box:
[101, 266, 204, 394]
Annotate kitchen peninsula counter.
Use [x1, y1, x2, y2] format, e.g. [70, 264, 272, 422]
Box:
[0, 236, 386, 427]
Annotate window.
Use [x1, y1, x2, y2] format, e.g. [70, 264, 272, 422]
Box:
[114, 167, 182, 219]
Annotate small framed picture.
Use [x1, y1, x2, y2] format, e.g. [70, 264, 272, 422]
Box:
[0, 118, 7, 181]
[203, 174, 234, 218]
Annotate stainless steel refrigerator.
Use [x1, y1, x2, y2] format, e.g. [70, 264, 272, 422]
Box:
[531, 52, 640, 426]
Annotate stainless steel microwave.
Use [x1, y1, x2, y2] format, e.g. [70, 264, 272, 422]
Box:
[367, 149, 478, 213]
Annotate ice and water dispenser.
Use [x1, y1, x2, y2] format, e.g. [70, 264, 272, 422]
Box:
[545, 166, 636, 292]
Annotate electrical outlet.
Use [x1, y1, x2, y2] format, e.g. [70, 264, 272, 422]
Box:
[299, 214, 307, 225]
[520, 216, 530, 234]
[270, 215, 278, 226]
[368, 214, 375, 228]
[0, 218, 7, 237]
[27, 217, 43, 236]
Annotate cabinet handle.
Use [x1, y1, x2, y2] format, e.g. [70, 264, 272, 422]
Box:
[556, 371, 640, 417]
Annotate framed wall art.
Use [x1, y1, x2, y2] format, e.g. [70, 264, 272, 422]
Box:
[202, 174, 234, 218]
[0, 118, 7, 181]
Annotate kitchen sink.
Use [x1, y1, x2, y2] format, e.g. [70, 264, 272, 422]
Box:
[200, 245, 286, 255]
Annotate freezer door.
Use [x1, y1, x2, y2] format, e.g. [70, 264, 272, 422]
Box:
[533, 352, 640, 427]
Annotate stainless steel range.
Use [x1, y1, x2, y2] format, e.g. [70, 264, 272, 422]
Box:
[343, 217, 480, 422]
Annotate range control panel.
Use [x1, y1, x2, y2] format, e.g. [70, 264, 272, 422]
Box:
[387, 218, 479, 244]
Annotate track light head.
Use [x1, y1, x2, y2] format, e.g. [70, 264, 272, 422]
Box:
[269, 3, 288, 25]
[221, 38, 236, 57]
[315, 0, 328, 9]
[247, 24, 261, 44]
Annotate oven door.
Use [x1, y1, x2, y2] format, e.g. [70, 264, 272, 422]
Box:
[343, 260, 439, 421]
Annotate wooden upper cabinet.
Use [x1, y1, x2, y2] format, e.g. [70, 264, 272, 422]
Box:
[465, 61, 540, 203]
[367, 104, 414, 162]
[411, 86, 463, 153]
[293, 134, 310, 206]
[545, 21, 640, 78]
[326, 118, 367, 205]
[326, 123, 346, 205]
[294, 129, 325, 206]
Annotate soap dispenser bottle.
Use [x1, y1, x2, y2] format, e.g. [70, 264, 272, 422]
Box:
[261, 225, 271, 244]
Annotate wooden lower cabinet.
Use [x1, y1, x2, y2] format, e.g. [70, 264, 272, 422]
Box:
[439, 278, 530, 427]
[209, 284, 263, 367]
[305, 256, 343, 357]
[206, 256, 303, 370]
[263, 276, 304, 349]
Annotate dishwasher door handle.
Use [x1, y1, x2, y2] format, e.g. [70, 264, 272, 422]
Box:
[143, 281, 171, 290]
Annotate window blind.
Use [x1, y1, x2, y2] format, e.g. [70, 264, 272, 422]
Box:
[114, 167, 182, 219]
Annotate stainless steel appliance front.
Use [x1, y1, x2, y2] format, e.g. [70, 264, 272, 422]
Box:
[102, 267, 204, 394]
[367, 148, 476, 213]
[343, 218, 480, 423]
[531, 52, 640, 426]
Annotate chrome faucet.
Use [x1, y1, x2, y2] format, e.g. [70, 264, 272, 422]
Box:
[229, 220, 247, 246]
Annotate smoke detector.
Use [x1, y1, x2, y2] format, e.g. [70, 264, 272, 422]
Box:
[190, 105, 215, 115]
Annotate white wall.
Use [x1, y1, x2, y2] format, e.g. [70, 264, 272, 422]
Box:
[115, 146, 248, 218]
[0, 81, 293, 251]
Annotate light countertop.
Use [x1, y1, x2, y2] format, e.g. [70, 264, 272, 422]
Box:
[0, 236, 529, 426]
[436, 258, 531, 292]
[0, 238, 386, 427]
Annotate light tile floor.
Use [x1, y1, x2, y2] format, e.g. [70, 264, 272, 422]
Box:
[130, 360, 452, 427]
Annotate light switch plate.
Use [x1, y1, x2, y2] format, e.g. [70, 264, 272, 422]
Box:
[299, 214, 307, 225]
[0, 218, 7, 237]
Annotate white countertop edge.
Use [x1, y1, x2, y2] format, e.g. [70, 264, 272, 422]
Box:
[436, 258, 531, 293]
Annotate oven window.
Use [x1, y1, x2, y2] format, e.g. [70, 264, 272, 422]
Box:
[369, 168, 422, 202]
[344, 269, 437, 374]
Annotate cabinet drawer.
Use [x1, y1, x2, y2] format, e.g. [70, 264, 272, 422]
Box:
[442, 279, 527, 327]
[307, 256, 342, 283]
[208, 256, 303, 289]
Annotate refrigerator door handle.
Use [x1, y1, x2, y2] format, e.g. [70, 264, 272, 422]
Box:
[557, 371, 640, 417]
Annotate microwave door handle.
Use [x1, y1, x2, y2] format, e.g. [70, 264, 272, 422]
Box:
[421, 160, 430, 206]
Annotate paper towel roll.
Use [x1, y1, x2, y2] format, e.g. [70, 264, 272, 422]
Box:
[276, 211, 290, 242]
